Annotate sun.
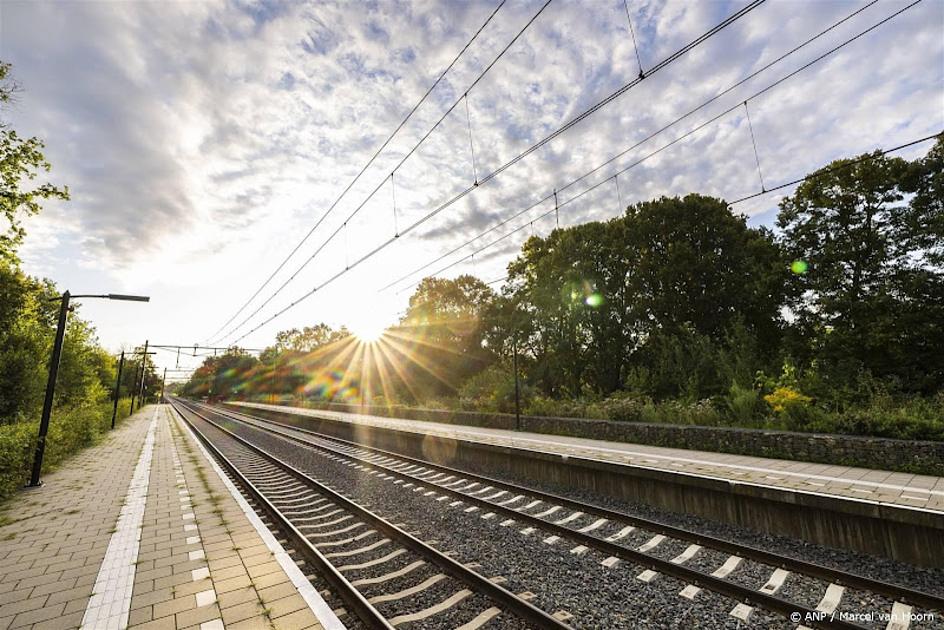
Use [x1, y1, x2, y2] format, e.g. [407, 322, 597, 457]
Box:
[348, 316, 387, 344]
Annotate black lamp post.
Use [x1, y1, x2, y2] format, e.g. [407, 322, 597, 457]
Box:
[128, 360, 141, 413]
[136, 339, 149, 410]
[27, 291, 149, 488]
[129, 345, 156, 413]
[111, 350, 125, 429]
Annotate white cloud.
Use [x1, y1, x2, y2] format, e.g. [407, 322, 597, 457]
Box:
[1, 0, 940, 360]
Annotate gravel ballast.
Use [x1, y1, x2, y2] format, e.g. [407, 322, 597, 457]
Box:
[189, 405, 944, 629]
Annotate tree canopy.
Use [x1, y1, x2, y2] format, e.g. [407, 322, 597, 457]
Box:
[178, 137, 943, 438]
[1, 62, 69, 265]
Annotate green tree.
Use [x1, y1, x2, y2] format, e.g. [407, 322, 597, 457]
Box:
[503, 219, 636, 396]
[903, 136, 944, 266]
[1, 61, 70, 264]
[0, 265, 49, 421]
[624, 194, 786, 345]
[777, 141, 944, 396]
[395, 276, 497, 399]
[273, 324, 347, 353]
[502, 195, 784, 399]
[179, 350, 258, 399]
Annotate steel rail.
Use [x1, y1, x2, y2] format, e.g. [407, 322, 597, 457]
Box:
[171, 398, 571, 630]
[208, 401, 944, 614]
[168, 401, 393, 629]
[192, 401, 871, 629]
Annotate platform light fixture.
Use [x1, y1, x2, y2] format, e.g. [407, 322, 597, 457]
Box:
[27, 291, 150, 488]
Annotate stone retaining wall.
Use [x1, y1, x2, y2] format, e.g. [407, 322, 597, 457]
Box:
[246, 398, 944, 476]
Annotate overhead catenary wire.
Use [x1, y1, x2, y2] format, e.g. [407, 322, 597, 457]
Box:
[391, 173, 399, 237]
[214, 0, 557, 344]
[379, 0, 891, 292]
[465, 93, 480, 186]
[389, 1, 928, 293]
[614, 174, 623, 214]
[204, 0, 508, 344]
[438, 129, 941, 298]
[406, 130, 939, 294]
[727, 133, 941, 205]
[222, 0, 766, 344]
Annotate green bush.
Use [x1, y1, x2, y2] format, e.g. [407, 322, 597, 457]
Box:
[829, 399, 944, 441]
[0, 398, 133, 503]
[638, 399, 723, 426]
[724, 382, 766, 427]
[458, 365, 525, 413]
[0, 421, 34, 503]
[525, 396, 592, 419]
[588, 393, 647, 422]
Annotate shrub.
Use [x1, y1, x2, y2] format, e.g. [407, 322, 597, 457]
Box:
[525, 396, 589, 419]
[0, 421, 34, 502]
[724, 382, 766, 427]
[587, 393, 647, 422]
[458, 365, 528, 413]
[829, 398, 944, 441]
[639, 399, 723, 426]
[0, 398, 132, 503]
[764, 387, 812, 414]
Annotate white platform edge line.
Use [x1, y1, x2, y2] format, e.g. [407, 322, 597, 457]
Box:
[81, 407, 159, 629]
[170, 405, 346, 630]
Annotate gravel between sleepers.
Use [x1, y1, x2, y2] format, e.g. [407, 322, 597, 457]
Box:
[205, 413, 808, 629]
[236, 409, 944, 599]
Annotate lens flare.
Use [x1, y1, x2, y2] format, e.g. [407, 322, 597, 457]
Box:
[585, 293, 604, 307]
[791, 259, 809, 275]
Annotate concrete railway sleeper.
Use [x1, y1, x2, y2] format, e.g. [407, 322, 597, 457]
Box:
[170, 399, 569, 630]
[192, 399, 944, 629]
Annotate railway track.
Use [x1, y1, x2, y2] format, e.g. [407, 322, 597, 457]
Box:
[174, 398, 944, 629]
[170, 399, 570, 630]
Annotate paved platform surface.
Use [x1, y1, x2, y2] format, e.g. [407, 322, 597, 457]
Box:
[0, 405, 337, 630]
[234, 402, 944, 514]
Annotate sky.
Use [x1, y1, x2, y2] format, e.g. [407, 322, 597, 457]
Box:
[1, 0, 942, 379]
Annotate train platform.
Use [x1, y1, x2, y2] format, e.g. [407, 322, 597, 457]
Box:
[0, 404, 341, 630]
[231, 401, 944, 514]
[227, 401, 944, 566]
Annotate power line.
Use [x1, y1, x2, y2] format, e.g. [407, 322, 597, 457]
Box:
[149, 344, 266, 351]
[411, 131, 939, 293]
[728, 133, 940, 205]
[443, 130, 942, 294]
[388, 1, 929, 293]
[223, 0, 766, 344]
[213, 0, 556, 344]
[204, 0, 509, 343]
[381, 0, 884, 292]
